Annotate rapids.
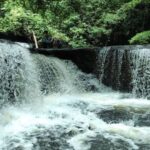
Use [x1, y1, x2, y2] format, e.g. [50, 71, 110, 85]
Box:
[0, 40, 150, 150]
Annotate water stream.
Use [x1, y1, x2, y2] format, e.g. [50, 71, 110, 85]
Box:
[0, 41, 150, 150]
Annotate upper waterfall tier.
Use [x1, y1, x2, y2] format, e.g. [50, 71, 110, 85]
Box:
[0, 40, 150, 104]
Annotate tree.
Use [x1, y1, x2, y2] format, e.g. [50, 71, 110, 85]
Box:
[0, 0, 149, 47]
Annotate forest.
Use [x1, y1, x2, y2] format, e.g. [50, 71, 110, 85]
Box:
[0, 0, 150, 47]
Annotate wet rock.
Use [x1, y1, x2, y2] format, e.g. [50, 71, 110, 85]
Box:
[134, 113, 150, 127]
[137, 144, 150, 150]
[97, 109, 132, 123]
[88, 135, 133, 150]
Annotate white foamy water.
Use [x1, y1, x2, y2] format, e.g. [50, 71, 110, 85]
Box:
[0, 41, 150, 150]
[0, 93, 150, 150]
[0, 41, 41, 107]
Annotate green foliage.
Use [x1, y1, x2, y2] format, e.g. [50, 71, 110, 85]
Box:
[116, 0, 150, 20]
[0, 0, 69, 42]
[0, 0, 150, 47]
[101, 13, 121, 25]
[129, 31, 150, 44]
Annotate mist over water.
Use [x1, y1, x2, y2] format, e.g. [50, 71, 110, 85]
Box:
[0, 41, 150, 150]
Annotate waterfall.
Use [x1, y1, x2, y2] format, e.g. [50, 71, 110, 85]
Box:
[0, 41, 150, 150]
[97, 47, 125, 90]
[0, 40, 41, 107]
[32, 54, 77, 94]
[0, 40, 102, 107]
[32, 54, 102, 94]
[97, 45, 150, 99]
[0, 41, 149, 102]
[131, 47, 150, 98]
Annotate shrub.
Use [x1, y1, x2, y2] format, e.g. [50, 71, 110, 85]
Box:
[129, 31, 150, 44]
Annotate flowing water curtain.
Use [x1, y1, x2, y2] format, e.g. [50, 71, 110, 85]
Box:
[32, 54, 77, 94]
[97, 47, 124, 91]
[32, 54, 88, 94]
[97, 45, 150, 98]
[0, 41, 41, 107]
[96, 47, 110, 83]
[130, 47, 150, 99]
[32, 54, 101, 95]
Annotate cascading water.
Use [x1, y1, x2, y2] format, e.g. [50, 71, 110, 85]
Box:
[97, 45, 150, 99]
[0, 40, 41, 107]
[0, 41, 150, 150]
[97, 47, 125, 91]
[32, 54, 76, 94]
[32, 54, 102, 94]
[131, 47, 150, 98]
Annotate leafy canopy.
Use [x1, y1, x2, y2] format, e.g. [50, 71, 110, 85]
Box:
[0, 0, 150, 47]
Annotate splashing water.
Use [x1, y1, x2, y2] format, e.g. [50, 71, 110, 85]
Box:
[0, 41, 150, 150]
[0, 94, 150, 150]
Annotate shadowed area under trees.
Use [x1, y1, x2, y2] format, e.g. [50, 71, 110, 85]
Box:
[0, 0, 150, 47]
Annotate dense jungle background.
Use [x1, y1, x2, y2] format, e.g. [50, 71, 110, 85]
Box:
[0, 0, 150, 47]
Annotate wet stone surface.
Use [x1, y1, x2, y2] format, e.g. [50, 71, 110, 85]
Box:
[137, 144, 150, 150]
[96, 108, 150, 127]
[87, 135, 133, 150]
[96, 109, 133, 123]
[134, 113, 150, 127]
